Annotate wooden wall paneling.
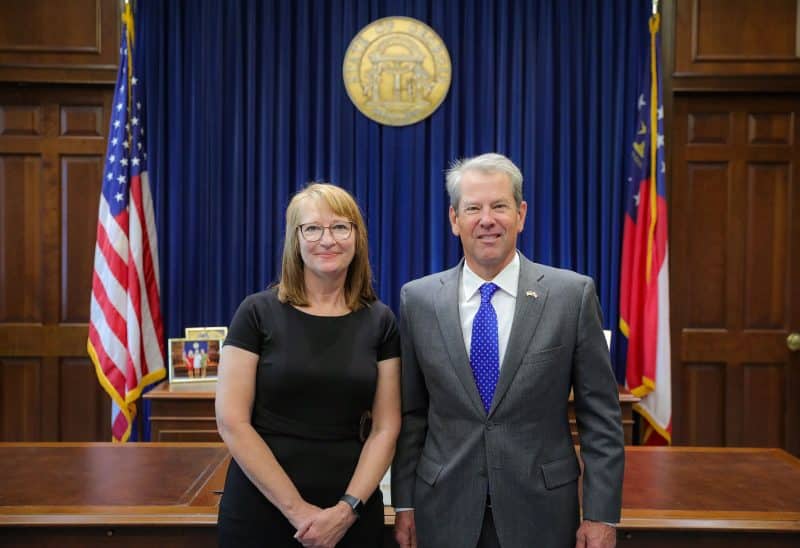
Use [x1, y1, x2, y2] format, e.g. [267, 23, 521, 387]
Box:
[0, 0, 119, 84]
[671, 95, 800, 454]
[675, 0, 800, 77]
[663, 92, 693, 445]
[741, 363, 786, 448]
[0, 357, 42, 440]
[693, 0, 797, 60]
[687, 111, 731, 144]
[61, 155, 102, 323]
[680, 362, 726, 445]
[0, 152, 43, 322]
[59, 357, 111, 441]
[38, 355, 59, 440]
[684, 161, 729, 327]
[0, 104, 42, 136]
[747, 112, 794, 145]
[60, 105, 104, 138]
[0, 86, 112, 441]
[724, 113, 747, 446]
[744, 162, 789, 329]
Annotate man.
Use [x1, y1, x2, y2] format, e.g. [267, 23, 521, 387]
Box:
[392, 153, 624, 548]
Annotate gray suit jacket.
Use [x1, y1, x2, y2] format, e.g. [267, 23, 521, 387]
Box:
[391, 254, 624, 548]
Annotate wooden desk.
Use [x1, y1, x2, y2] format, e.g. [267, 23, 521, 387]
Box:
[145, 382, 639, 445]
[2, 445, 798, 547]
[617, 447, 800, 546]
[0, 442, 227, 547]
[144, 381, 220, 442]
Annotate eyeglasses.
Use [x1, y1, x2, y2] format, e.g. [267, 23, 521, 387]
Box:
[298, 222, 355, 242]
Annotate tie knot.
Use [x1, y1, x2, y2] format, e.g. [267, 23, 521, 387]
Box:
[479, 282, 499, 303]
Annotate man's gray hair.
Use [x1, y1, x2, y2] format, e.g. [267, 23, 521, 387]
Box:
[445, 152, 524, 209]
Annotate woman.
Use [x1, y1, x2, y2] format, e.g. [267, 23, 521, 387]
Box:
[216, 183, 401, 548]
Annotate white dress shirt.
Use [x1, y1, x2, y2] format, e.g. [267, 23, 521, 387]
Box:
[460, 252, 520, 369]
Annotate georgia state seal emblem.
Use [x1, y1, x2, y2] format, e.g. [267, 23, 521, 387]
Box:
[343, 16, 451, 126]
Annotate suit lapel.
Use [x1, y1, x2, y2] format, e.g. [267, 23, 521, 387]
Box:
[434, 263, 486, 416]
[489, 257, 548, 417]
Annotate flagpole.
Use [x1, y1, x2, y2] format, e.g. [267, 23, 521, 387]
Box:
[90, 0, 166, 442]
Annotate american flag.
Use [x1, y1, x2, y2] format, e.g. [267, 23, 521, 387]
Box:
[619, 11, 672, 444]
[87, 3, 165, 442]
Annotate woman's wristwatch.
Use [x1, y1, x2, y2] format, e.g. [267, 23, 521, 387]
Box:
[339, 494, 362, 518]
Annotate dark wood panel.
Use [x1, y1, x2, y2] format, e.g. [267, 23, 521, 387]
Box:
[153, 426, 222, 443]
[675, 0, 800, 77]
[38, 356, 59, 441]
[0, 104, 42, 136]
[688, 111, 731, 144]
[682, 330, 789, 363]
[0, 358, 41, 440]
[61, 156, 102, 323]
[0, 86, 113, 442]
[0, 0, 119, 84]
[685, 162, 728, 327]
[0, 324, 88, 357]
[0, 154, 43, 323]
[60, 105, 104, 137]
[671, 95, 800, 455]
[742, 363, 785, 448]
[680, 362, 725, 445]
[0, 0, 100, 53]
[744, 163, 789, 329]
[748, 112, 795, 145]
[670, 76, 800, 93]
[694, 0, 798, 61]
[60, 358, 111, 441]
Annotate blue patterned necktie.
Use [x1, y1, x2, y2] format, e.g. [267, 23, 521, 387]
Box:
[471, 282, 500, 414]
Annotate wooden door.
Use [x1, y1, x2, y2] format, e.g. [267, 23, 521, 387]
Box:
[0, 85, 113, 441]
[671, 94, 800, 455]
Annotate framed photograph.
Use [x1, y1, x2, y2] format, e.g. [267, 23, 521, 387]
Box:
[184, 326, 228, 340]
[167, 336, 222, 383]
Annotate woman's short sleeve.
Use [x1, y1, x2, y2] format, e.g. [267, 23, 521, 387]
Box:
[377, 304, 400, 362]
[224, 294, 265, 355]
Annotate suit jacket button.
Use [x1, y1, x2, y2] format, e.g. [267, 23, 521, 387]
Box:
[486, 422, 495, 430]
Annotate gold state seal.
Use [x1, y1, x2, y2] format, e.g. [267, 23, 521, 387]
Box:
[343, 16, 451, 126]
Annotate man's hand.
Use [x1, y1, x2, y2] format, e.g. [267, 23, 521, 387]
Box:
[575, 520, 616, 548]
[394, 509, 417, 548]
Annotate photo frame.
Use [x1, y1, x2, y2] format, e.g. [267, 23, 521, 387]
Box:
[167, 336, 223, 383]
[184, 326, 228, 340]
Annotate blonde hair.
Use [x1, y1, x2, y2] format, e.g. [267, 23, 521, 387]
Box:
[277, 183, 376, 310]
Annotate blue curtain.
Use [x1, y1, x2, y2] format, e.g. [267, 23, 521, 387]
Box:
[139, 0, 649, 385]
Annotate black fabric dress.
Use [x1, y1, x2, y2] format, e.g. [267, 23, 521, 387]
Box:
[217, 288, 400, 548]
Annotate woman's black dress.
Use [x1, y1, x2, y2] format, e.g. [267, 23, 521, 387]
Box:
[217, 288, 400, 547]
